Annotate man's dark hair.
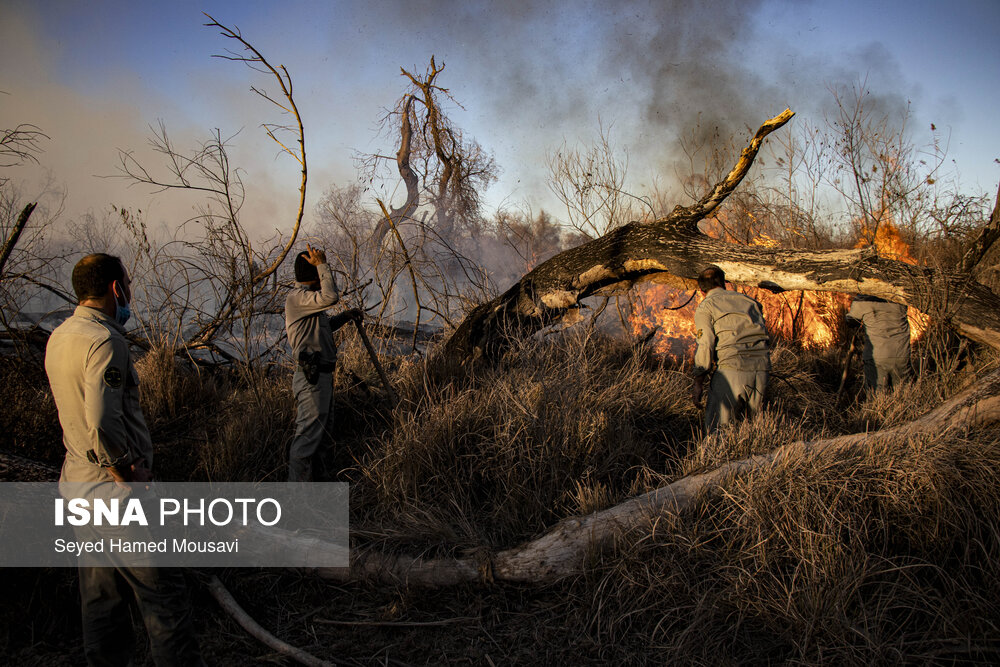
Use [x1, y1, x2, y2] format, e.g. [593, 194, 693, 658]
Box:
[294, 252, 319, 283]
[72, 253, 125, 301]
[697, 265, 726, 292]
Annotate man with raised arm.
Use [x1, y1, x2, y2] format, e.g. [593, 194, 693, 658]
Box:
[285, 244, 360, 481]
[690, 265, 772, 434]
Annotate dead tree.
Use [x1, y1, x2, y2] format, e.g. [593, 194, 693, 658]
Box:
[441, 109, 1000, 364]
[0, 203, 36, 279]
[117, 16, 307, 362]
[349, 57, 500, 348]
[960, 180, 1000, 273]
[370, 56, 496, 246]
[0, 124, 48, 184]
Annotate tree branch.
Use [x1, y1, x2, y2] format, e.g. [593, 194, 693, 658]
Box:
[0, 202, 36, 278]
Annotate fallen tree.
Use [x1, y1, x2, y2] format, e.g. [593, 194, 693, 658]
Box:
[315, 110, 1000, 587]
[319, 364, 1000, 587]
[441, 109, 1000, 363]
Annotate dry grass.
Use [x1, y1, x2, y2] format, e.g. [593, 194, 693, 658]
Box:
[579, 426, 1000, 664]
[0, 355, 63, 466]
[4, 328, 1000, 664]
[348, 329, 697, 550]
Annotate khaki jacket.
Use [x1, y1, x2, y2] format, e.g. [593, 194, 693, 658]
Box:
[693, 287, 770, 374]
[45, 306, 153, 484]
[285, 263, 340, 365]
[846, 298, 911, 361]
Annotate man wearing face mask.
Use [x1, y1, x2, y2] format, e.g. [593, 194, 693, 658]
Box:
[45, 253, 203, 666]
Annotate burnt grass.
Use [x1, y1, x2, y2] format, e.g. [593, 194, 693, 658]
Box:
[2, 329, 1000, 665]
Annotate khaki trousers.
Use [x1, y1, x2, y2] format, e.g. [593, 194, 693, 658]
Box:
[863, 355, 912, 391]
[288, 368, 334, 481]
[79, 565, 202, 667]
[704, 368, 769, 434]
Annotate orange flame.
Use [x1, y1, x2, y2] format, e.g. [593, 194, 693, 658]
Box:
[628, 214, 928, 353]
[854, 217, 917, 264]
[854, 217, 929, 342]
[628, 284, 701, 358]
[629, 284, 849, 357]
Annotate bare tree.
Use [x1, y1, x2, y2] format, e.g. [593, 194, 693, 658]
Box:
[116, 15, 307, 362]
[332, 57, 503, 348]
[0, 121, 68, 350]
[0, 122, 48, 185]
[366, 56, 498, 245]
[0, 119, 49, 276]
[494, 209, 566, 273]
[765, 119, 838, 250]
[824, 80, 944, 247]
[547, 121, 648, 240]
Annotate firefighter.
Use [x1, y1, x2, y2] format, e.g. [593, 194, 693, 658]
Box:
[845, 295, 912, 391]
[284, 244, 360, 481]
[691, 265, 771, 433]
[45, 253, 202, 666]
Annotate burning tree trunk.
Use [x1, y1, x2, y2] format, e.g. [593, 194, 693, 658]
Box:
[441, 109, 1000, 364]
[309, 110, 1000, 589]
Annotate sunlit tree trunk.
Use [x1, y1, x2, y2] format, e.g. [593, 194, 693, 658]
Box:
[441, 109, 1000, 365]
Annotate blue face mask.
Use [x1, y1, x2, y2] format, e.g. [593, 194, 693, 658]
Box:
[115, 301, 131, 327]
[113, 282, 131, 327]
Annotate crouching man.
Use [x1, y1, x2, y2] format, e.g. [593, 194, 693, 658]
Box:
[691, 265, 771, 434]
[845, 294, 912, 391]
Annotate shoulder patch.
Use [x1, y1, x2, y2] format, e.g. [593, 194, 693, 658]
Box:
[695, 328, 703, 339]
[103, 367, 123, 389]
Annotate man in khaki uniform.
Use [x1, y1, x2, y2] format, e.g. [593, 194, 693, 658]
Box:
[846, 295, 912, 391]
[285, 244, 359, 481]
[691, 266, 771, 433]
[45, 253, 202, 666]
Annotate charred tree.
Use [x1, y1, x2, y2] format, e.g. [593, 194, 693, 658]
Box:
[0, 202, 36, 279]
[441, 109, 1000, 364]
[371, 57, 496, 246]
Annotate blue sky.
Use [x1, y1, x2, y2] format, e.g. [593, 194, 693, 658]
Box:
[2, 0, 998, 237]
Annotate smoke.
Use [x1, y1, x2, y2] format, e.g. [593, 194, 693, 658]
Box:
[340, 0, 926, 210]
[0, 5, 309, 249]
[2, 0, 939, 243]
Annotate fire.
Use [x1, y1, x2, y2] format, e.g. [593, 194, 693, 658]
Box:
[854, 218, 929, 342]
[629, 284, 849, 357]
[755, 289, 849, 349]
[628, 284, 701, 357]
[854, 217, 917, 264]
[628, 214, 928, 354]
